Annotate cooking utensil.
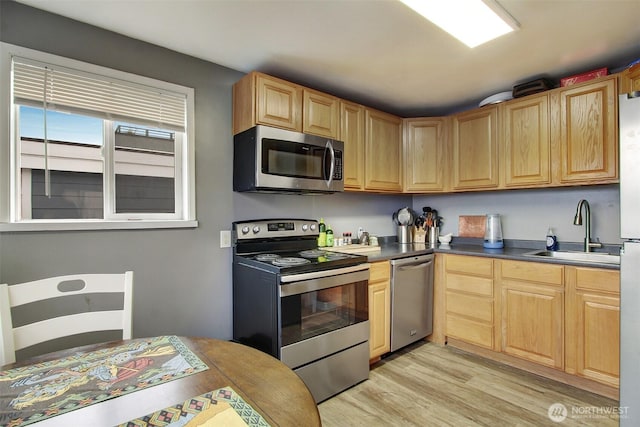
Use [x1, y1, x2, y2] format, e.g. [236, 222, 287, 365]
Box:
[397, 207, 412, 226]
[360, 231, 370, 245]
[392, 211, 399, 225]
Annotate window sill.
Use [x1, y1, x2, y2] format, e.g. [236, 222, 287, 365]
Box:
[0, 220, 198, 232]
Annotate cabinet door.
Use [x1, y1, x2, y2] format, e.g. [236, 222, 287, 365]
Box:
[340, 101, 365, 190]
[403, 117, 449, 192]
[557, 77, 617, 184]
[565, 266, 620, 388]
[502, 95, 551, 187]
[303, 89, 339, 138]
[619, 63, 640, 94]
[364, 109, 403, 192]
[452, 106, 499, 190]
[501, 282, 564, 369]
[369, 280, 391, 359]
[574, 292, 620, 387]
[368, 261, 391, 359]
[255, 73, 302, 131]
[444, 255, 496, 350]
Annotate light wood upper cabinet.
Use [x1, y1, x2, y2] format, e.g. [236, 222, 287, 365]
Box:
[303, 89, 340, 138]
[233, 71, 302, 134]
[497, 260, 564, 370]
[555, 76, 618, 184]
[502, 94, 551, 187]
[364, 108, 403, 192]
[565, 266, 620, 388]
[403, 117, 449, 192]
[619, 62, 640, 94]
[340, 101, 365, 190]
[233, 72, 339, 138]
[452, 106, 499, 190]
[368, 261, 391, 360]
[233, 70, 622, 194]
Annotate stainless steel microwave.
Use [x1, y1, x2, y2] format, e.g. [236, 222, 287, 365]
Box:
[233, 125, 344, 194]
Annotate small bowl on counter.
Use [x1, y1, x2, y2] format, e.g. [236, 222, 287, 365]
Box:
[438, 233, 453, 244]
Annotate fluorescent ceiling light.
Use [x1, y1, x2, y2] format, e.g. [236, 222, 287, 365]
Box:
[399, 0, 519, 48]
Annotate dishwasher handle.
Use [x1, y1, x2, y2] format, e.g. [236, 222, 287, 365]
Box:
[396, 261, 432, 271]
[390, 254, 434, 268]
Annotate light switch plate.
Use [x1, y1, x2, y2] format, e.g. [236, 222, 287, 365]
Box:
[220, 230, 231, 248]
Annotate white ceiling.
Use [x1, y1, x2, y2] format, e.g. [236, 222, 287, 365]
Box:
[16, 0, 640, 116]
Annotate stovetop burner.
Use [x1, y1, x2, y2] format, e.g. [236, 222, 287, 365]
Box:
[299, 249, 327, 258]
[271, 257, 311, 267]
[255, 253, 282, 262]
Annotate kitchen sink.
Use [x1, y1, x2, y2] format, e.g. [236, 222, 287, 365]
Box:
[523, 250, 620, 265]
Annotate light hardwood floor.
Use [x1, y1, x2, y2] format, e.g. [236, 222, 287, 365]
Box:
[318, 342, 619, 426]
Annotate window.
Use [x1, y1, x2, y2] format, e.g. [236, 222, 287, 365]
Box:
[0, 43, 196, 230]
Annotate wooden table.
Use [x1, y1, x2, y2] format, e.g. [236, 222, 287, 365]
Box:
[1, 336, 321, 426]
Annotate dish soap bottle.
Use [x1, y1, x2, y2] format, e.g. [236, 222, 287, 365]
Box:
[326, 224, 334, 247]
[318, 218, 327, 247]
[546, 227, 558, 251]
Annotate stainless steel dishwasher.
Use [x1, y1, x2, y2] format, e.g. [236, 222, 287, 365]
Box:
[390, 253, 434, 352]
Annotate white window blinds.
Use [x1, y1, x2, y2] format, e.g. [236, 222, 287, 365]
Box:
[12, 57, 187, 132]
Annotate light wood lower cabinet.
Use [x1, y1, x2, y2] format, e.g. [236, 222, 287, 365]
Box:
[444, 255, 497, 350]
[498, 260, 564, 369]
[565, 266, 620, 388]
[442, 254, 620, 394]
[368, 261, 391, 361]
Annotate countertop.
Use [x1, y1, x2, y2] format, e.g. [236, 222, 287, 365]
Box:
[362, 237, 621, 270]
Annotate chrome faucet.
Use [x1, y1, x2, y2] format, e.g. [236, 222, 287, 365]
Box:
[573, 199, 603, 252]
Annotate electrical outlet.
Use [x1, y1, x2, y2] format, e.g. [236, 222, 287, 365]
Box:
[220, 230, 231, 248]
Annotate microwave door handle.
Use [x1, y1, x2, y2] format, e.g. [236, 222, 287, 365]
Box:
[325, 140, 335, 187]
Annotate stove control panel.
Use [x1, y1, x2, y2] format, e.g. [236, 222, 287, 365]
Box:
[233, 219, 319, 240]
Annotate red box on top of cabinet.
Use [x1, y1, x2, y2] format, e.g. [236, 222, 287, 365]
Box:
[560, 67, 608, 87]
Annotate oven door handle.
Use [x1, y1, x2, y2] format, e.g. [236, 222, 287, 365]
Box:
[279, 264, 370, 296]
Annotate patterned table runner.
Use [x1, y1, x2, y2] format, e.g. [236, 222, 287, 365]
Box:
[120, 387, 271, 427]
[0, 336, 208, 427]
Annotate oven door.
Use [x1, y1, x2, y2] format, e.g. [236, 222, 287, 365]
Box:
[279, 264, 369, 368]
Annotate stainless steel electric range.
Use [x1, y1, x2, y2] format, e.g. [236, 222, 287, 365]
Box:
[232, 219, 370, 403]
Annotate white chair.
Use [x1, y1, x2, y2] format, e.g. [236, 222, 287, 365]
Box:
[0, 271, 133, 366]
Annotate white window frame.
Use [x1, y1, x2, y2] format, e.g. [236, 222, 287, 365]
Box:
[0, 42, 197, 231]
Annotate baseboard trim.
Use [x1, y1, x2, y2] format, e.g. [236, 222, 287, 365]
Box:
[446, 338, 619, 401]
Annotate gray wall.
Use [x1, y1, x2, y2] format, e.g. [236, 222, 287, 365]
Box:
[0, 1, 243, 340]
[414, 184, 621, 246]
[0, 2, 622, 345]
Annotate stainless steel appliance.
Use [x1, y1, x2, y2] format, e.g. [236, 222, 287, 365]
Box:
[232, 219, 369, 402]
[233, 125, 344, 194]
[390, 254, 434, 352]
[619, 91, 640, 426]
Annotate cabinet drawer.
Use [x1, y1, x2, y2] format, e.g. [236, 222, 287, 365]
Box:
[446, 255, 493, 277]
[446, 273, 493, 296]
[499, 260, 563, 286]
[574, 267, 620, 294]
[446, 315, 493, 349]
[446, 291, 493, 322]
[369, 261, 390, 283]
